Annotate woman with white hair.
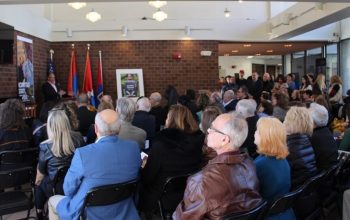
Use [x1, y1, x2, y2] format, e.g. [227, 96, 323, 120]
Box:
[309, 103, 338, 171]
[34, 109, 84, 220]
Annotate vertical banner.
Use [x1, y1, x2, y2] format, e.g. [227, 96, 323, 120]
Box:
[17, 35, 35, 103]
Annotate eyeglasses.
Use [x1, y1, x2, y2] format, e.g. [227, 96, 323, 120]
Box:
[207, 126, 227, 136]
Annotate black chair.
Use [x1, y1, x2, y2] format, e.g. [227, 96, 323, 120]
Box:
[79, 180, 138, 220]
[294, 171, 327, 220]
[0, 166, 35, 220]
[158, 173, 193, 220]
[52, 166, 69, 195]
[221, 200, 268, 220]
[0, 148, 38, 171]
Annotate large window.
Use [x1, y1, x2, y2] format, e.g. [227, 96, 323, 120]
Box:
[306, 47, 322, 75]
[292, 51, 305, 84]
[326, 44, 338, 83]
[340, 40, 350, 95]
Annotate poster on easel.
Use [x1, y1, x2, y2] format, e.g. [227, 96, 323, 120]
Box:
[17, 35, 35, 103]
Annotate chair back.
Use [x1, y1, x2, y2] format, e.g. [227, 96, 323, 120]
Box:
[0, 166, 33, 189]
[79, 180, 137, 219]
[300, 170, 326, 197]
[52, 166, 69, 195]
[0, 148, 38, 170]
[158, 173, 193, 219]
[264, 186, 303, 217]
[222, 200, 268, 220]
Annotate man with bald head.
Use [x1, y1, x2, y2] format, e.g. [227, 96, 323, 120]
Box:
[173, 113, 261, 219]
[48, 109, 141, 220]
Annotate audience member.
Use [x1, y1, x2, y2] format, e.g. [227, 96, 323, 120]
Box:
[257, 99, 273, 118]
[313, 73, 326, 96]
[149, 92, 166, 131]
[35, 109, 84, 220]
[200, 105, 222, 167]
[309, 103, 338, 170]
[272, 93, 289, 122]
[209, 91, 225, 112]
[273, 74, 288, 94]
[286, 73, 297, 93]
[329, 75, 344, 117]
[262, 72, 274, 94]
[236, 99, 259, 158]
[236, 85, 249, 100]
[132, 97, 156, 142]
[222, 90, 236, 112]
[97, 101, 114, 112]
[290, 90, 301, 102]
[302, 90, 314, 106]
[100, 94, 114, 108]
[164, 85, 179, 110]
[173, 112, 262, 219]
[247, 72, 263, 103]
[0, 98, 32, 151]
[195, 93, 210, 124]
[254, 117, 295, 220]
[283, 107, 318, 189]
[54, 102, 80, 131]
[76, 93, 96, 136]
[32, 101, 55, 148]
[237, 69, 247, 87]
[178, 94, 199, 122]
[300, 75, 313, 92]
[48, 109, 141, 220]
[117, 98, 146, 149]
[140, 104, 204, 213]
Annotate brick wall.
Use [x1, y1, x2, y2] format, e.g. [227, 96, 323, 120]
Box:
[51, 40, 219, 102]
[0, 31, 50, 104]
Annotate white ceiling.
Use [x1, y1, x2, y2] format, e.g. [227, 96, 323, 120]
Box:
[0, 1, 349, 42]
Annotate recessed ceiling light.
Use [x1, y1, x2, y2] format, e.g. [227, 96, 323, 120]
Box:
[224, 8, 230, 18]
[284, 44, 293, 48]
[149, 1, 167, 8]
[243, 44, 252, 47]
[224, 53, 230, 56]
[247, 56, 253, 59]
[68, 2, 87, 10]
[238, 0, 243, 3]
[232, 50, 239, 53]
[266, 50, 273, 53]
[255, 53, 261, 56]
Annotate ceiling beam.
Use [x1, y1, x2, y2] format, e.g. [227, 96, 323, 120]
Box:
[0, 0, 349, 5]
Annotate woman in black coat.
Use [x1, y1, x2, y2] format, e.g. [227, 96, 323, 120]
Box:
[283, 106, 319, 189]
[139, 104, 205, 213]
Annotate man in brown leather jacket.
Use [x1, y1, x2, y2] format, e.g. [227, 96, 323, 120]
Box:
[173, 113, 262, 220]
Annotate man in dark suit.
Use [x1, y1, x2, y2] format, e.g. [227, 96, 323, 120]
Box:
[247, 72, 263, 104]
[132, 97, 156, 142]
[76, 93, 96, 136]
[42, 73, 64, 102]
[149, 92, 166, 131]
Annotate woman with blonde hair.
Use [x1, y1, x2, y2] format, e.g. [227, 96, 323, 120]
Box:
[313, 73, 326, 96]
[254, 117, 295, 220]
[283, 107, 318, 190]
[140, 104, 204, 213]
[34, 109, 84, 220]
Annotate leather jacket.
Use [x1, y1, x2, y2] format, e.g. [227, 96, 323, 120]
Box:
[38, 131, 84, 180]
[173, 151, 262, 220]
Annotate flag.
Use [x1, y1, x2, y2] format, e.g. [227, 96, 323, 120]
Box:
[67, 48, 78, 97]
[83, 46, 96, 107]
[95, 51, 103, 106]
[48, 58, 55, 76]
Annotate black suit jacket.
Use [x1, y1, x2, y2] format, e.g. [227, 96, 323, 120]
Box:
[42, 82, 60, 102]
[76, 106, 96, 136]
[132, 111, 156, 140]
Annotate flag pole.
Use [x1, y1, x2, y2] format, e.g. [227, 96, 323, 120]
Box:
[49, 49, 54, 61]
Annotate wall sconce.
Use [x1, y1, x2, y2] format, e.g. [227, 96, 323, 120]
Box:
[185, 26, 191, 36]
[121, 25, 128, 37]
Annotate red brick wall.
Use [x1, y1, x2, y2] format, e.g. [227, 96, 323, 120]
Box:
[51, 40, 219, 102]
[0, 31, 50, 104]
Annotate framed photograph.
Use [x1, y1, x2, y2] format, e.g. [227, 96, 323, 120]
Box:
[116, 69, 145, 100]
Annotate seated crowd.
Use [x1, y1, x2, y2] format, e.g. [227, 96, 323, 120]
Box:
[1, 71, 350, 220]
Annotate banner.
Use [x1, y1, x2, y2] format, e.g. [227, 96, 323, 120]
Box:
[17, 35, 34, 103]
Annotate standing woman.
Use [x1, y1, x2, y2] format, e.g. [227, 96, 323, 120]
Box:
[313, 74, 327, 96]
[300, 75, 313, 92]
[140, 104, 204, 214]
[254, 117, 295, 220]
[34, 110, 84, 220]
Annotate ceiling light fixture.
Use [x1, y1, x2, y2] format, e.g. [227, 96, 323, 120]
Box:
[247, 56, 253, 59]
[121, 25, 128, 37]
[68, 2, 87, 10]
[284, 44, 293, 48]
[255, 53, 261, 56]
[149, 1, 167, 9]
[153, 8, 168, 22]
[243, 44, 252, 47]
[232, 50, 239, 53]
[86, 8, 101, 23]
[238, 0, 243, 3]
[266, 50, 273, 53]
[224, 8, 230, 18]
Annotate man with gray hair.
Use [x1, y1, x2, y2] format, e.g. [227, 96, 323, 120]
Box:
[309, 103, 338, 170]
[236, 99, 259, 158]
[173, 113, 261, 219]
[48, 109, 141, 220]
[132, 97, 156, 143]
[222, 90, 237, 113]
[149, 92, 166, 131]
[116, 97, 146, 149]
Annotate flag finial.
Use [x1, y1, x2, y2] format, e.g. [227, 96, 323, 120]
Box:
[87, 44, 90, 50]
[50, 49, 54, 61]
[71, 44, 75, 49]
